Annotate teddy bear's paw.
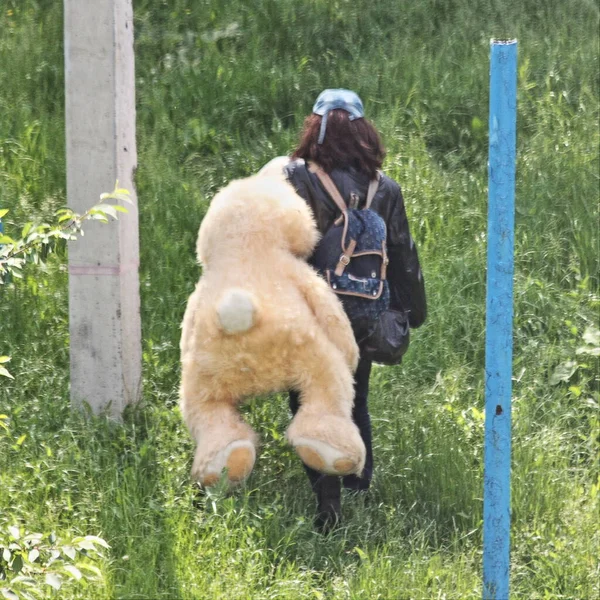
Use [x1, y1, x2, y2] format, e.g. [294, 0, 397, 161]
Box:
[292, 437, 361, 476]
[193, 440, 256, 487]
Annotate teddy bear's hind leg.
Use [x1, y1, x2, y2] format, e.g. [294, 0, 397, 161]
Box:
[182, 396, 257, 487]
[286, 349, 366, 477]
[289, 409, 366, 476]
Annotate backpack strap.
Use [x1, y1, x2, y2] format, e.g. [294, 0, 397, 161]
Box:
[308, 161, 355, 275]
[307, 161, 348, 214]
[334, 239, 357, 276]
[309, 161, 380, 211]
[365, 172, 380, 209]
[381, 243, 389, 280]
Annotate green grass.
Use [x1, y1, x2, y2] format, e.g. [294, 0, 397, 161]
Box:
[1, 0, 599, 598]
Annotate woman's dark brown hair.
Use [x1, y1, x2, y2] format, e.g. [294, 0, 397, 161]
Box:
[291, 109, 385, 179]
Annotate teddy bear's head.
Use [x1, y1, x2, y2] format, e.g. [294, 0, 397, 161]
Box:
[197, 175, 319, 267]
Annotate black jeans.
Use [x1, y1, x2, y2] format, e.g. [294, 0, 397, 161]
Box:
[289, 356, 373, 502]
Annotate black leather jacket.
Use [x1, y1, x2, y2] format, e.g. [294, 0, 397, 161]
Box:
[284, 159, 427, 328]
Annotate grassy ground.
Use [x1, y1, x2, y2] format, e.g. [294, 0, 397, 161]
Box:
[1, 0, 599, 598]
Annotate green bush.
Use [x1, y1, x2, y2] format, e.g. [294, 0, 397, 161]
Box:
[0, 525, 107, 600]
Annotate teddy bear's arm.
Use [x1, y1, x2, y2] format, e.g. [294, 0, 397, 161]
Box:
[291, 262, 359, 372]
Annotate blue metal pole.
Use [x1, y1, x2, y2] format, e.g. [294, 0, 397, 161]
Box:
[483, 39, 517, 600]
[0, 217, 4, 282]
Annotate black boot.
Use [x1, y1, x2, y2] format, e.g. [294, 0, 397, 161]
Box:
[314, 476, 341, 533]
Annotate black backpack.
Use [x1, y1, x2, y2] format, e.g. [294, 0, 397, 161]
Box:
[307, 162, 409, 364]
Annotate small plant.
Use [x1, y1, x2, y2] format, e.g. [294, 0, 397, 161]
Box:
[0, 184, 131, 379]
[0, 525, 108, 600]
[549, 323, 600, 388]
[0, 359, 11, 381]
[0, 184, 131, 284]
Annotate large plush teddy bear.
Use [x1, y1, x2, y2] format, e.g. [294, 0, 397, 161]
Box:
[180, 172, 366, 487]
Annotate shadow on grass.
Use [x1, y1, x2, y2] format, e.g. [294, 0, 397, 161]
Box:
[61, 403, 189, 600]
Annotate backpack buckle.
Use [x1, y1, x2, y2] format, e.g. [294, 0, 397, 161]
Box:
[335, 240, 357, 276]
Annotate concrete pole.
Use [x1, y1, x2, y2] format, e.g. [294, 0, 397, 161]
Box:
[65, 0, 141, 418]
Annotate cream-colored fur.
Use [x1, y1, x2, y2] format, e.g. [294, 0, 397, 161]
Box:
[257, 155, 291, 179]
[180, 173, 364, 487]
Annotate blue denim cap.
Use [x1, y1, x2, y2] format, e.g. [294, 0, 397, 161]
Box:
[312, 89, 364, 144]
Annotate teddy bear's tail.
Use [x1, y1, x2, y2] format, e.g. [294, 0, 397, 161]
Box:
[216, 288, 258, 335]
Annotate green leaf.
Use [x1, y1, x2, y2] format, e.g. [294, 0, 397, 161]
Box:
[0, 235, 15, 245]
[0, 357, 10, 364]
[11, 555, 23, 574]
[62, 546, 76, 560]
[99, 181, 132, 204]
[75, 540, 97, 551]
[0, 367, 13, 379]
[0, 209, 8, 219]
[8, 527, 20, 540]
[576, 326, 600, 356]
[1, 588, 19, 600]
[45, 574, 61, 591]
[89, 213, 109, 222]
[582, 326, 600, 347]
[91, 204, 118, 219]
[549, 360, 578, 385]
[62, 565, 82, 581]
[21, 534, 42, 544]
[27, 549, 39, 563]
[99, 192, 132, 205]
[471, 116, 483, 131]
[20, 223, 32, 238]
[576, 345, 600, 357]
[83, 535, 109, 549]
[354, 547, 369, 562]
[16, 435, 26, 446]
[76, 563, 102, 577]
[10, 576, 37, 586]
[3, 548, 11, 562]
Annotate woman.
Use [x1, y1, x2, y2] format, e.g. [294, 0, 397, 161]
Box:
[283, 89, 427, 530]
